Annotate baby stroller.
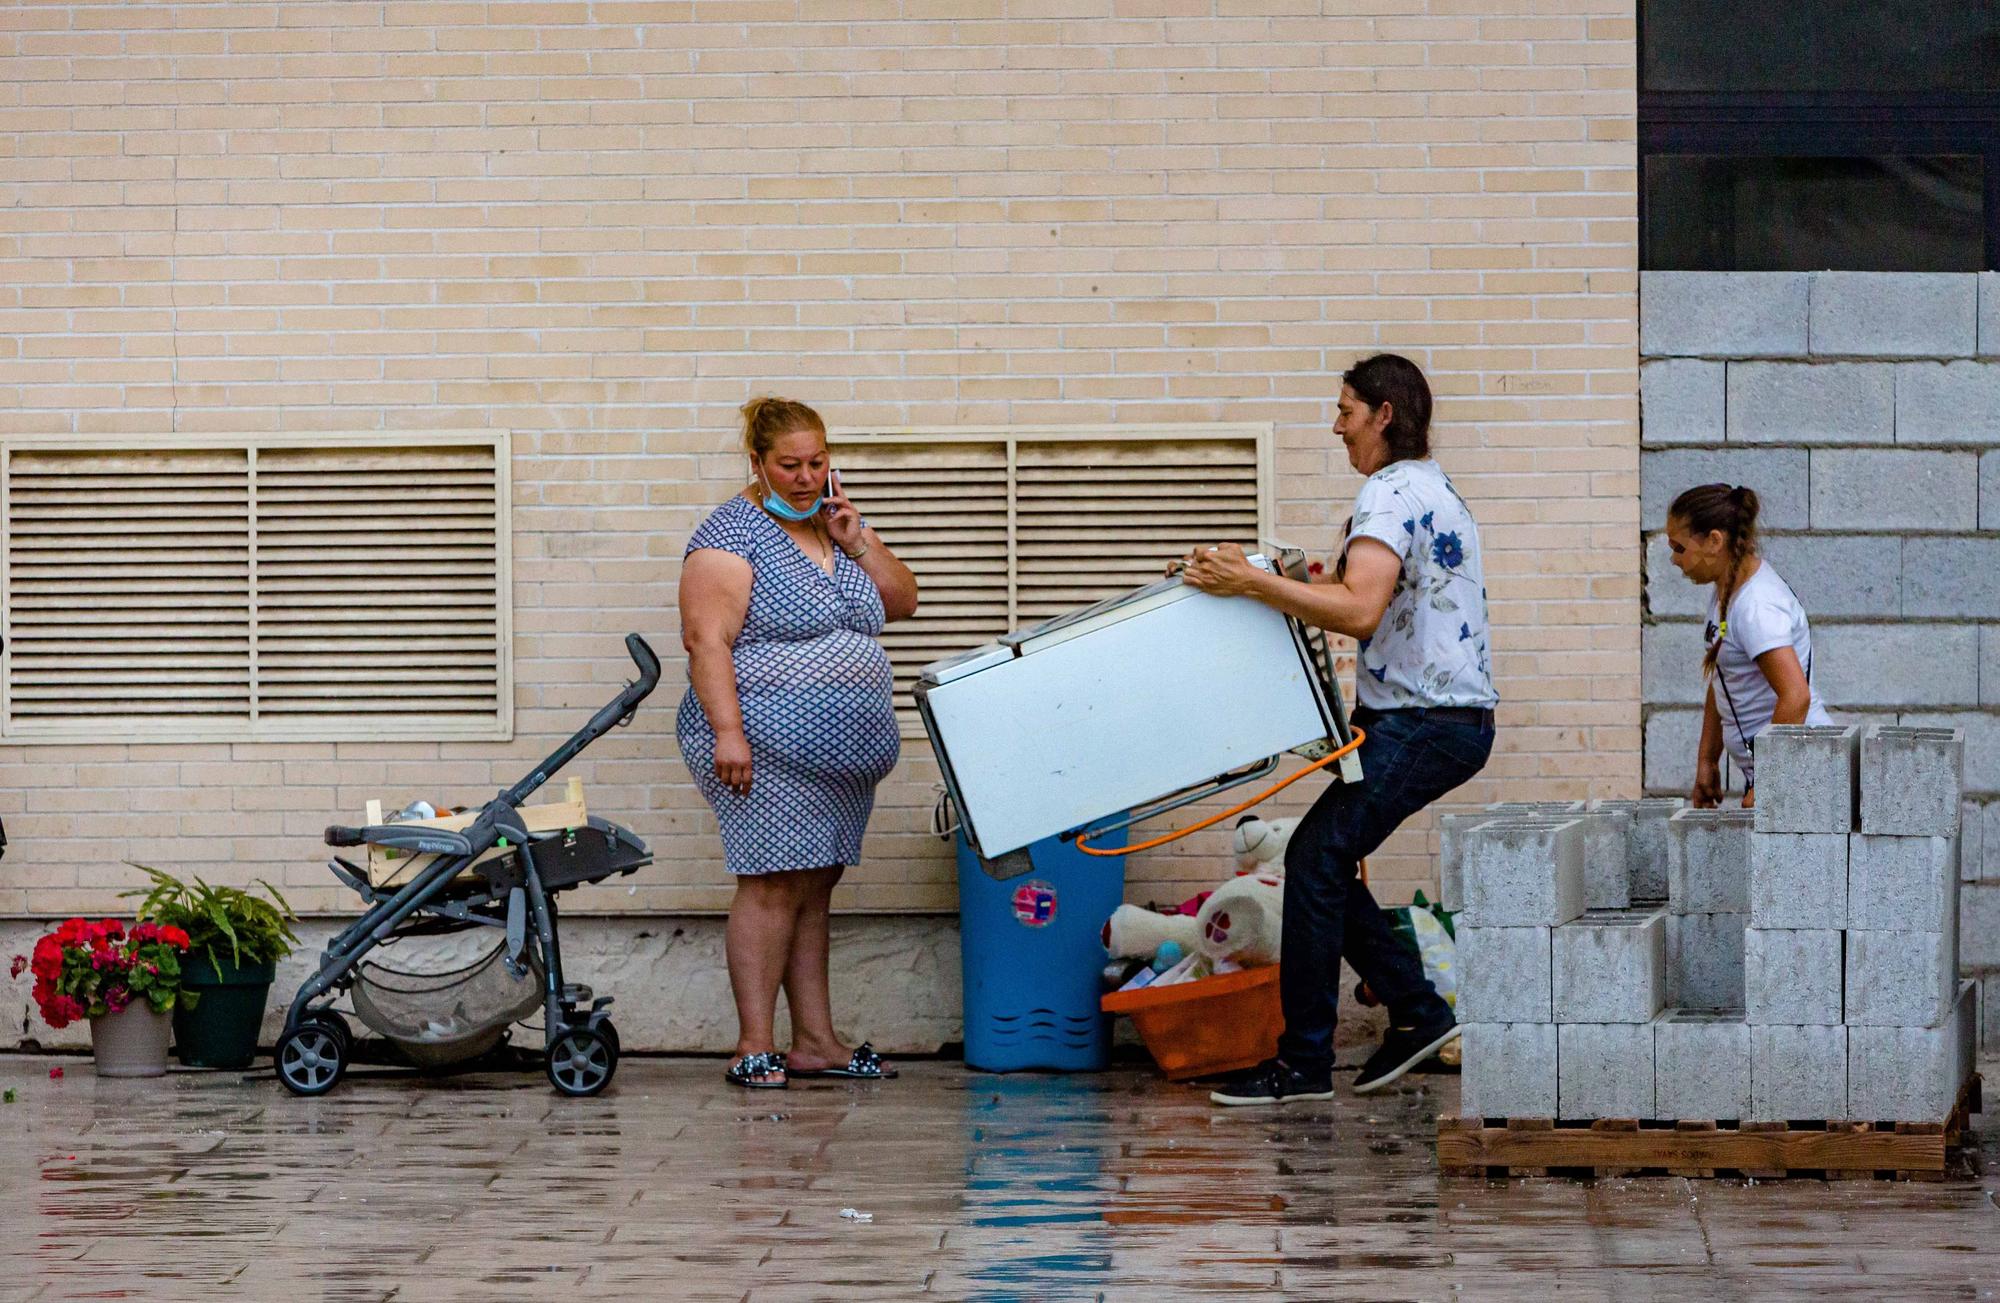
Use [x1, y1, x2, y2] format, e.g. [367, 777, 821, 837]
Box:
[275, 634, 661, 1099]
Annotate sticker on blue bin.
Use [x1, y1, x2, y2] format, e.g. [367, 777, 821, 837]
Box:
[1010, 879, 1057, 928]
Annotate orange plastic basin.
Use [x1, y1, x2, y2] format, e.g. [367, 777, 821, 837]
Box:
[1100, 964, 1283, 1081]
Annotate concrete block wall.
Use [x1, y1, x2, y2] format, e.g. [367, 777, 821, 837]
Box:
[1641, 271, 2000, 1052]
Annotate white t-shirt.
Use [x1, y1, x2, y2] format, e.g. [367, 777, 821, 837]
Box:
[1705, 561, 1833, 780]
[1343, 458, 1498, 712]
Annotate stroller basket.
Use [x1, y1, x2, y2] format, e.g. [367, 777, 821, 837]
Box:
[350, 944, 544, 1070]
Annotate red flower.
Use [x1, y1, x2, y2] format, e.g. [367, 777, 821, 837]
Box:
[158, 926, 190, 950]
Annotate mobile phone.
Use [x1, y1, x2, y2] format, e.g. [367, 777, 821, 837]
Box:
[824, 468, 842, 512]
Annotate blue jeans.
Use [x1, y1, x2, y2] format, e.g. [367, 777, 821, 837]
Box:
[1276, 704, 1495, 1073]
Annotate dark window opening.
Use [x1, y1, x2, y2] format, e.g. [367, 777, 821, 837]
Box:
[1641, 2, 2000, 270]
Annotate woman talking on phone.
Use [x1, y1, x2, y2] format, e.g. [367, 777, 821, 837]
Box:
[678, 397, 919, 1089]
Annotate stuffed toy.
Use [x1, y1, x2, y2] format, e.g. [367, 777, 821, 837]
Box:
[1101, 903, 1202, 962]
[1231, 815, 1299, 876]
[1194, 870, 1285, 964]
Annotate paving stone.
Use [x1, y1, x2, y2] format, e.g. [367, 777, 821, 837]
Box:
[1894, 358, 2000, 444]
[1748, 832, 1847, 929]
[1557, 1022, 1657, 1121]
[1847, 984, 1976, 1123]
[1848, 834, 1956, 935]
[1460, 1021, 1558, 1119]
[1667, 808, 1753, 913]
[1844, 928, 1957, 1028]
[1456, 925, 1552, 1024]
[1666, 910, 1747, 1010]
[1653, 1008, 1752, 1122]
[1752, 724, 1858, 835]
[1744, 927, 1844, 1026]
[1750, 1024, 1848, 1122]
[1641, 358, 1726, 444]
[1808, 272, 1977, 357]
[1640, 447, 1809, 531]
[1808, 448, 1979, 531]
[1552, 908, 1667, 1023]
[1640, 271, 1808, 358]
[1458, 819, 1586, 928]
[1860, 725, 1965, 836]
[1727, 361, 1895, 445]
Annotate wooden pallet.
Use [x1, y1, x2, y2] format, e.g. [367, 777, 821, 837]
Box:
[1437, 1074, 1981, 1181]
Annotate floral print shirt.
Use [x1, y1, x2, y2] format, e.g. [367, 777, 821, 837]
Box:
[1342, 458, 1498, 711]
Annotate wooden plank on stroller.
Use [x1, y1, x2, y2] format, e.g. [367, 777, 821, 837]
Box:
[365, 779, 589, 888]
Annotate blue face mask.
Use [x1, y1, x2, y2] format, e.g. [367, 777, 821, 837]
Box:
[758, 473, 825, 521]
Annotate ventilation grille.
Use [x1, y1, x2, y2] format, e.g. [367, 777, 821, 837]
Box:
[2, 435, 510, 741]
[831, 430, 1267, 730]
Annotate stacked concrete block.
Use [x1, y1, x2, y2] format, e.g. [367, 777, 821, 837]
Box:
[1457, 820, 1585, 928]
[1667, 910, 1747, 1010]
[1749, 833, 1848, 929]
[1848, 982, 1978, 1122]
[1459, 1022, 1557, 1119]
[1438, 803, 1581, 915]
[1844, 928, 1957, 1028]
[1553, 908, 1667, 1024]
[1753, 725, 1859, 837]
[1744, 927, 1844, 1025]
[1750, 1025, 1848, 1122]
[1455, 924, 1551, 1024]
[1860, 726, 1964, 837]
[1655, 1009, 1752, 1121]
[1590, 797, 1682, 902]
[1558, 1022, 1657, 1119]
[1850, 834, 1956, 935]
[1665, 809, 1752, 1011]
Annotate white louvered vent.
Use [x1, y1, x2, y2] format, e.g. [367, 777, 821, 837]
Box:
[6, 449, 254, 726]
[832, 427, 1270, 732]
[2, 434, 511, 742]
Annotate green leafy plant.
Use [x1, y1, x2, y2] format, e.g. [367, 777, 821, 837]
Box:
[122, 864, 300, 972]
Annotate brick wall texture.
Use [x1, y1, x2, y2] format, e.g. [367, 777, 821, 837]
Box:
[1641, 270, 2000, 1050]
[1, 2, 1639, 924]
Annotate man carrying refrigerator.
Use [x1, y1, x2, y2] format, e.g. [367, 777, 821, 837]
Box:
[1180, 353, 1497, 1105]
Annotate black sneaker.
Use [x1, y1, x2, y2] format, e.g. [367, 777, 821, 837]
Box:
[1208, 1058, 1335, 1107]
[1352, 1016, 1460, 1095]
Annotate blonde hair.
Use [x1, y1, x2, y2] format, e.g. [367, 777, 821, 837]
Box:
[739, 396, 826, 459]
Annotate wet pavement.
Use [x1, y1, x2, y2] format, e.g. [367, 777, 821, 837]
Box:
[1, 1054, 1995, 1301]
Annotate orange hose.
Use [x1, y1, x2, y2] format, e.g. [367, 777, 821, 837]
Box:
[1074, 727, 1366, 857]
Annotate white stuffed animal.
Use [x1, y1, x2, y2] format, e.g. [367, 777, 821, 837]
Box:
[1194, 871, 1285, 964]
[1101, 903, 1201, 962]
[1230, 815, 1300, 877]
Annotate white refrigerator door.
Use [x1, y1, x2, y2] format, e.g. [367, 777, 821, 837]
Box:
[921, 587, 1331, 858]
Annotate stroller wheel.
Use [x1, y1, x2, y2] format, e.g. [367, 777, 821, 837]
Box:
[276, 1020, 348, 1097]
[546, 1028, 617, 1098]
[596, 1018, 621, 1057]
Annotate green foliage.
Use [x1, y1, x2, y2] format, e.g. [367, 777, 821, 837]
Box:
[122, 864, 300, 972]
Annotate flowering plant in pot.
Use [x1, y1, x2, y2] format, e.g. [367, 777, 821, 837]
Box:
[124, 866, 299, 1070]
[12, 918, 192, 1077]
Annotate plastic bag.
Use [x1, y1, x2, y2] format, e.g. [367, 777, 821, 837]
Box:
[1357, 891, 1460, 1010]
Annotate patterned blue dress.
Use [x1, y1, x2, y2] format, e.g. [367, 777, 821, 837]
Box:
[677, 495, 901, 875]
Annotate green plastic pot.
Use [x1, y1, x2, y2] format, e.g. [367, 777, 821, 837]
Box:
[172, 955, 278, 1070]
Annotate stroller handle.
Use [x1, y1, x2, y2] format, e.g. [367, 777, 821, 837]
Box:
[500, 633, 662, 807]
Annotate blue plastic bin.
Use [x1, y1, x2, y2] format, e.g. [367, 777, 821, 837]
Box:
[956, 821, 1127, 1072]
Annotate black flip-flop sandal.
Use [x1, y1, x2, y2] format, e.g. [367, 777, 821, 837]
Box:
[791, 1042, 897, 1080]
[725, 1051, 788, 1089]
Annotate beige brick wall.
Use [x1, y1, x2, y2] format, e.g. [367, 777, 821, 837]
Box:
[0, 1, 1639, 919]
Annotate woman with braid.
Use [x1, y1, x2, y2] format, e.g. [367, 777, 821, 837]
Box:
[1664, 483, 1832, 808]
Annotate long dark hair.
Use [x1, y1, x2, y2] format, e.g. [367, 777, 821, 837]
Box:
[1670, 482, 1761, 675]
[1342, 353, 1432, 463]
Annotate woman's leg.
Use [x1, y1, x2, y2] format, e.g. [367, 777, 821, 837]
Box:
[779, 865, 849, 1071]
[726, 872, 810, 1081]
